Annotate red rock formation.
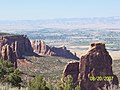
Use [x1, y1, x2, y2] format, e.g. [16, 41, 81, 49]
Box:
[0, 34, 33, 67]
[31, 40, 79, 60]
[1, 44, 7, 60]
[63, 61, 79, 84]
[1, 44, 17, 68]
[0, 35, 33, 55]
[63, 42, 119, 90]
[51, 46, 79, 60]
[78, 42, 114, 90]
[31, 40, 51, 55]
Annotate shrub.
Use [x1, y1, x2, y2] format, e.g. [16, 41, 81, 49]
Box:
[7, 70, 22, 87]
[28, 75, 49, 90]
[58, 75, 80, 90]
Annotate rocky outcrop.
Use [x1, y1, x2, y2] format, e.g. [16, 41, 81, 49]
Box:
[0, 34, 33, 67]
[31, 40, 51, 55]
[63, 42, 119, 90]
[31, 40, 79, 60]
[0, 35, 33, 54]
[63, 61, 79, 84]
[51, 46, 79, 60]
[1, 44, 17, 68]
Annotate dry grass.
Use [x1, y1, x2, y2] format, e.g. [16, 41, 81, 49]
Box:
[0, 84, 28, 90]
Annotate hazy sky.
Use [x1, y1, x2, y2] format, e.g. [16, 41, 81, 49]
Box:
[0, 0, 120, 20]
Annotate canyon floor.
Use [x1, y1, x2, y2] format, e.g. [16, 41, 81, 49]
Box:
[70, 49, 120, 60]
[18, 56, 76, 85]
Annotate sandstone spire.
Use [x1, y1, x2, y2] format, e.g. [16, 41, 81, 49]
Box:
[63, 42, 119, 90]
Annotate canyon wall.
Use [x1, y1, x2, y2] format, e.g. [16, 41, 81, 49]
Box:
[0, 34, 79, 68]
[31, 40, 79, 60]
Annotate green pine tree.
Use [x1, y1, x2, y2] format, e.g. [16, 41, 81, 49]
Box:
[0, 60, 22, 88]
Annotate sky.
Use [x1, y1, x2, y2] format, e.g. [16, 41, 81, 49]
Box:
[0, 0, 120, 20]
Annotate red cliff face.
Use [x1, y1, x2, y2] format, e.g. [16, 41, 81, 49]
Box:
[63, 42, 119, 90]
[1, 44, 17, 68]
[0, 34, 79, 68]
[0, 35, 33, 54]
[31, 40, 79, 60]
[0, 35, 33, 67]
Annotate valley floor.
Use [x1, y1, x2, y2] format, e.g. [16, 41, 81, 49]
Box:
[70, 49, 120, 60]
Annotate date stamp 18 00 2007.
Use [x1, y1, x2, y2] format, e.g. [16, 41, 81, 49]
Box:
[89, 76, 114, 81]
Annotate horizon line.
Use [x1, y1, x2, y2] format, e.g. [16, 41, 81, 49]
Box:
[0, 16, 120, 21]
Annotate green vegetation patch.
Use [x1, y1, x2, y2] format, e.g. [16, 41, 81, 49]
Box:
[0, 60, 22, 88]
[18, 56, 76, 85]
